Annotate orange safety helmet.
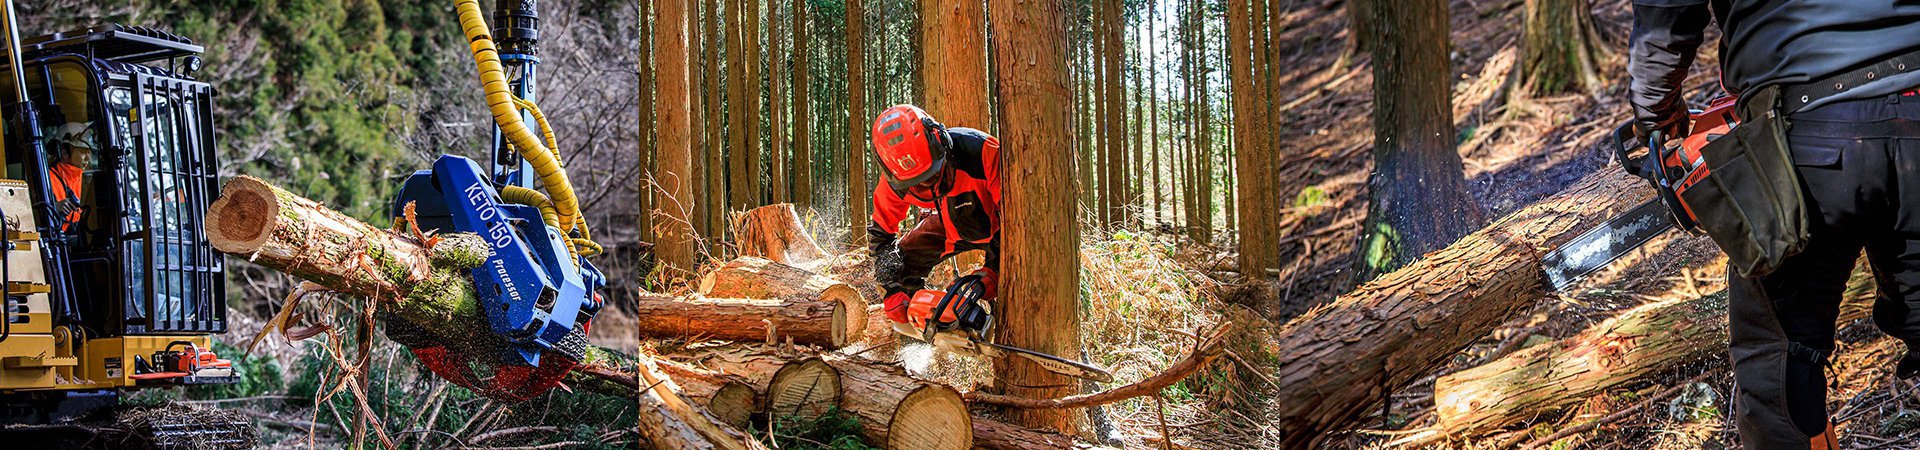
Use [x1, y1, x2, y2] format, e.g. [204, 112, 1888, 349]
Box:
[871, 105, 953, 190]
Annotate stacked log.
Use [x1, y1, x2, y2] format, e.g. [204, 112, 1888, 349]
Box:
[631, 293, 863, 349]
[204, 176, 766, 449]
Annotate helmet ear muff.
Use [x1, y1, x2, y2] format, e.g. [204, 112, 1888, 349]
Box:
[921, 117, 951, 160]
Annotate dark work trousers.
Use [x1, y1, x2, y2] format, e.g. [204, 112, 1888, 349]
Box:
[884, 211, 1000, 297]
[1731, 90, 1920, 449]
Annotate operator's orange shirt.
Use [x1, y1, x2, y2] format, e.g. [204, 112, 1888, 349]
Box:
[49, 161, 82, 229]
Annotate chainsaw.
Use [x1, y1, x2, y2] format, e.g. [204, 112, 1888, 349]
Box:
[914, 275, 1117, 383]
[1541, 96, 1739, 290]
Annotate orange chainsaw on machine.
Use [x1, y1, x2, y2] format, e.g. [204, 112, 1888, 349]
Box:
[900, 274, 1116, 383]
[1541, 96, 1739, 290]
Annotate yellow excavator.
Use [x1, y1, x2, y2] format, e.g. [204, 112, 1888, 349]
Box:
[0, 1, 249, 447]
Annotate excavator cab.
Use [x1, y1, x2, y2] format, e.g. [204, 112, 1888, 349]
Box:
[0, 4, 242, 443]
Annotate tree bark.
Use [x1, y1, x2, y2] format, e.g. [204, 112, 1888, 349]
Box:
[631, 292, 861, 349]
[638, 0, 656, 244]
[651, 0, 696, 277]
[1263, 168, 1653, 448]
[704, 0, 726, 240]
[972, 417, 1116, 450]
[920, 0, 989, 128]
[791, 0, 812, 208]
[1514, 0, 1606, 98]
[1353, 0, 1484, 282]
[747, 0, 764, 206]
[1432, 291, 1727, 437]
[729, 203, 830, 268]
[727, 0, 751, 214]
[1229, 0, 1277, 278]
[1102, 0, 1125, 228]
[989, 0, 1084, 433]
[846, 0, 869, 245]
[769, 0, 786, 205]
[823, 354, 973, 450]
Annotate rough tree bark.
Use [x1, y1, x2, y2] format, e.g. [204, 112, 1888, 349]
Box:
[988, 0, 1084, 434]
[630, 292, 863, 349]
[846, 0, 869, 244]
[920, 0, 989, 128]
[1513, 0, 1607, 99]
[791, 0, 811, 208]
[651, 0, 696, 276]
[824, 354, 973, 450]
[638, 0, 655, 244]
[658, 358, 761, 429]
[1102, 0, 1125, 228]
[726, 0, 752, 214]
[769, 0, 786, 205]
[1262, 168, 1653, 448]
[1229, 0, 1278, 277]
[1353, 0, 1485, 282]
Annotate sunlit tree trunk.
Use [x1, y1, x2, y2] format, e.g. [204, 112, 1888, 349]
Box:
[920, 0, 989, 128]
[1103, 0, 1125, 228]
[769, 0, 787, 205]
[653, 0, 696, 277]
[704, 0, 725, 241]
[846, 0, 869, 244]
[747, 0, 764, 205]
[1230, 0, 1277, 276]
[1130, 12, 1144, 229]
[1354, 0, 1486, 282]
[639, 0, 656, 244]
[792, 0, 811, 208]
[988, 0, 1083, 433]
[1148, 5, 1162, 225]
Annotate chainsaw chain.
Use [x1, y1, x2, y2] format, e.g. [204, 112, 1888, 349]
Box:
[553, 326, 590, 362]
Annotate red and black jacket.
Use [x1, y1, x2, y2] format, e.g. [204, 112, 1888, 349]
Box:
[867, 127, 1001, 294]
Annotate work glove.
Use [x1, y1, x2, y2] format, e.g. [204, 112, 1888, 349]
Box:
[971, 268, 998, 301]
[883, 291, 912, 324]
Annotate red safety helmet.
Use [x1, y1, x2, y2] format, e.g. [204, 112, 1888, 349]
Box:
[871, 105, 952, 191]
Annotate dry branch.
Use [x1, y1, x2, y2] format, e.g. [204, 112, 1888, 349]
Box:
[965, 326, 1230, 410]
[1262, 169, 1653, 447]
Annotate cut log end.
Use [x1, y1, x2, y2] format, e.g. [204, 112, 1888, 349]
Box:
[709, 383, 758, 429]
[767, 358, 841, 419]
[206, 176, 279, 253]
[889, 386, 972, 450]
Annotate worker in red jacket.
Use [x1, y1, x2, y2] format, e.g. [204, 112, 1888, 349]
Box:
[865, 105, 1001, 339]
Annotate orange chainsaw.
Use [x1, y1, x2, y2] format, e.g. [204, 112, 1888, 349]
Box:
[913, 275, 1116, 383]
[1541, 96, 1738, 290]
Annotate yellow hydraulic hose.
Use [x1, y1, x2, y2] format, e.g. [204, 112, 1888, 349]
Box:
[499, 186, 603, 258]
[454, 0, 584, 234]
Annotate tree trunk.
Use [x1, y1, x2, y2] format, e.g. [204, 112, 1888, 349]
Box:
[791, 0, 812, 208]
[988, 0, 1084, 433]
[846, 0, 869, 245]
[824, 354, 973, 450]
[1263, 168, 1653, 448]
[729, 203, 830, 268]
[1103, 0, 1125, 228]
[920, 0, 989, 128]
[1514, 0, 1605, 98]
[1130, 14, 1144, 229]
[658, 358, 761, 429]
[651, 0, 697, 277]
[769, 0, 787, 205]
[747, 0, 764, 206]
[727, 0, 751, 215]
[1188, 0, 1212, 243]
[204, 175, 764, 449]
[638, 0, 656, 244]
[1148, 9, 1161, 225]
[1354, 0, 1484, 282]
[1229, 0, 1277, 278]
[1432, 291, 1727, 437]
[704, 0, 726, 240]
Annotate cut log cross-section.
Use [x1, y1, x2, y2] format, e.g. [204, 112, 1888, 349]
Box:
[697, 256, 870, 346]
[823, 354, 973, 450]
[675, 345, 844, 423]
[658, 359, 761, 429]
[1263, 168, 1654, 447]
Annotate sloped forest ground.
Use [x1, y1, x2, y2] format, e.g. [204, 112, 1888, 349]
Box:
[1172, 0, 1920, 448]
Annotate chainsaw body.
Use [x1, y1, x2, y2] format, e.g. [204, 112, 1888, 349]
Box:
[392, 155, 606, 367]
[1613, 96, 1740, 233]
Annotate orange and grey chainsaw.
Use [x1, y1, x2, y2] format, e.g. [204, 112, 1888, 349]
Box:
[913, 275, 1117, 383]
[1541, 96, 1739, 290]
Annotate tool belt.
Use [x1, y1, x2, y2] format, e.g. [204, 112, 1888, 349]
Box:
[1632, 86, 1807, 278]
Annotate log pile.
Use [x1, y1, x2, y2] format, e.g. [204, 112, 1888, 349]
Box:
[209, 186, 1153, 449]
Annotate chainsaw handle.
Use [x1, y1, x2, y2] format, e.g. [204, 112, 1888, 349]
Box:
[923, 274, 986, 341]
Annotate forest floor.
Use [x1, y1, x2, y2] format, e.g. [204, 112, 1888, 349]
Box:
[1177, 0, 1920, 448]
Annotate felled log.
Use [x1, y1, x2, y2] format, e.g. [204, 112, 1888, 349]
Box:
[1431, 263, 1875, 437]
[732, 203, 830, 269]
[204, 176, 765, 449]
[632, 293, 861, 349]
[822, 354, 973, 450]
[696, 256, 869, 346]
[972, 417, 1115, 450]
[1263, 169, 1653, 447]
[1432, 292, 1727, 436]
[658, 359, 760, 429]
[675, 345, 842, 422]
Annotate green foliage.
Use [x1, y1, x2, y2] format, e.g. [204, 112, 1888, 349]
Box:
[1290, 185, 1327, 209]
[756, 407, 879, 450]
[1362, 220, 1400, 273]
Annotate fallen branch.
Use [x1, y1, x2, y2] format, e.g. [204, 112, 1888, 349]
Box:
[964, 326, 1230, 410]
